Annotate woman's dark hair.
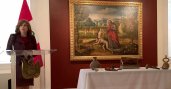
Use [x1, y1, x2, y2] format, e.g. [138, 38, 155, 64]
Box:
[15, 19, 34, 36]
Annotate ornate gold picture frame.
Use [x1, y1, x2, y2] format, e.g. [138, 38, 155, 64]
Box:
[69, 0, 143, 61]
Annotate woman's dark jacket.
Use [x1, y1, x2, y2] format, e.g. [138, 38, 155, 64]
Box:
[6, 34, 37, 86]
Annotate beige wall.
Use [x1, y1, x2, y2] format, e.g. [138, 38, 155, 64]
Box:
[0, 73, 11, 89]
[157, 0, 168, 67]
[0, 64, 11, 89]
[30, 0, 51, 89]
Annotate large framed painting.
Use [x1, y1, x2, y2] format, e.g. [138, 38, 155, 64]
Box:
[69, 0, 143, 61]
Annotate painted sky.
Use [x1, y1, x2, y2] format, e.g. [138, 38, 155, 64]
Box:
[78, 5, 138, 21]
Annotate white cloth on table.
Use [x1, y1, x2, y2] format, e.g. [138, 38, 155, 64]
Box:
[77, 68, 171, 89]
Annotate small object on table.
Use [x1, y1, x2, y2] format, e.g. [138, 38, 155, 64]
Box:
[105, 65, 118, 71]
[120, 57, 140, 69]
[145, 64, 160, 70]
[90, 57, 101, 71]
[162, 55, 170, 69]
[145, 64, 149, 69]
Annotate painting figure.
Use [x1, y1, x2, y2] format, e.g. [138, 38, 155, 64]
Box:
[106, 20, 120, 50]
[94, 29, 113, 52]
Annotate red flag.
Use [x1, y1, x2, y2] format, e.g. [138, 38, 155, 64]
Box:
[33, 43, 43, 67]
[19, 0, 32, 21]
[19, 0, 43, 67]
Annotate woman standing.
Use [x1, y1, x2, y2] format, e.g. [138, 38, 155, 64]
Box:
[6, 20, 37, 89]
[107, 20, 120, 50]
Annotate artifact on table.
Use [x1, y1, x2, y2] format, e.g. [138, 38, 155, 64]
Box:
[120, 57, 140, 69]
[90, 57, 101, 71]
[145, 64, 160, 70]
[105, 64, 118, 71]
[162, 55, 170, 69]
